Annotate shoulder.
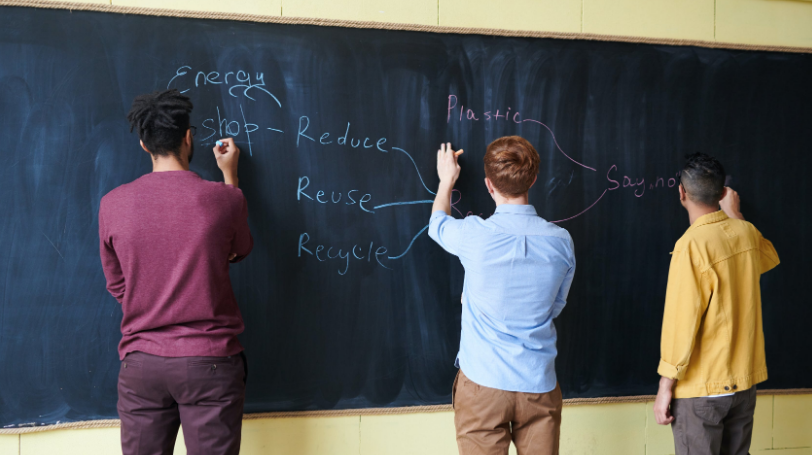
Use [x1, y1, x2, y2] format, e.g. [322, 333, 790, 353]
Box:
[539, 219, 573, 241]
[100, 177, 143, 210]
[197, 179, 246, 205]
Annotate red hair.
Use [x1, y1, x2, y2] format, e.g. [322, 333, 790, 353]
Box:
[484, 136, 540, 197]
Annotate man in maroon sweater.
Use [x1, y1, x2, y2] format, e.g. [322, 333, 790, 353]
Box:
[99, 89, 253, 455]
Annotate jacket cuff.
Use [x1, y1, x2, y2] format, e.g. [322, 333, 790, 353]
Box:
[658, 359, 687, 380]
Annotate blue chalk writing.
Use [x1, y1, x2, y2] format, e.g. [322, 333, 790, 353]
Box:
[392, 147, 435, 195]
[373, 200, 434, 210]
[388, 224, 429, 260]
[297, 116, 315, 146]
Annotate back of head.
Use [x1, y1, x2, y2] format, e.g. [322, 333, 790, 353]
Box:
[681, 153, 726, 208]
[127, 89, 194, 159]
[484, 136, 540, 197]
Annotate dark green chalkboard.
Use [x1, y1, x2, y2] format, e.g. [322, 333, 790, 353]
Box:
[0, 5, 809, 428]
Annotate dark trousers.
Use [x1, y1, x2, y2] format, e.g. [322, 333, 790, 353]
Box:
[671, 387, 757, 455]
[118, 351, 247, 455]
[453, 370, 563, 455]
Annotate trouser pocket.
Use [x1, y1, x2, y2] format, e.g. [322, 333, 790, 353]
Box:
[452, 369, 461, 410]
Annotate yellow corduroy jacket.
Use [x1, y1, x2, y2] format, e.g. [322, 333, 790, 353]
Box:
[658, 211, 780, 398]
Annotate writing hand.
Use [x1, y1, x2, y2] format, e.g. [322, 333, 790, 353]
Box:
[720, 186, 744, 220]
[214, 138, 240, 188]
[436, 142, 462, 186]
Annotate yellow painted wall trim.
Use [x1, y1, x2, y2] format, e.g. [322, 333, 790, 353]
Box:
[2, 0, 811, 53]
[4, 391, 810, 435]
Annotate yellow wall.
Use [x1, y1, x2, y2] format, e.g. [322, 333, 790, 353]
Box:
[2, 395, 811, 454]
[38, 0, 812, 47]
[2, 0, 811, 453]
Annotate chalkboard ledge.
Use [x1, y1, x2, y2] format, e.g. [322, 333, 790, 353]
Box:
[2, 389, 809, 435]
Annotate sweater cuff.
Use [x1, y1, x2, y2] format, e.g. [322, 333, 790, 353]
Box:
[658, 359, 687, 380]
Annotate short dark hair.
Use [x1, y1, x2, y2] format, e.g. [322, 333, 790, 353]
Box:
[484, 136, 540, 197]
[680, 153, 726, 207]
[127, 89, 193, 158]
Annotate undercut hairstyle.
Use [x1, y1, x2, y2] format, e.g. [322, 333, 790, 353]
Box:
[680, 153, 726, 207]
[127, 89, 193, 158]
[484, 136, 540, 197]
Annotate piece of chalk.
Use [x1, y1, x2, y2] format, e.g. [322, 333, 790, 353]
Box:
[455, 149, 464, 156]
[216, 140, 224, 147]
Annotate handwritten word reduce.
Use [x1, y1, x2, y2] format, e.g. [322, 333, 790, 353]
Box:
[296, 116, 388, 152]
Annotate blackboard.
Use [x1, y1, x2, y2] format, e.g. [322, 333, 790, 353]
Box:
[0, 6, 809, 428]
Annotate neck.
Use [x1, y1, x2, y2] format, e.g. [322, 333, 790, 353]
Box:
[687, 203, 718, 225]
[493, 192, 530, 207]
[151, 155, 188, 173]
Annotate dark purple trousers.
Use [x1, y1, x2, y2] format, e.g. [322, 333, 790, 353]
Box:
[117, 351, 246, 455]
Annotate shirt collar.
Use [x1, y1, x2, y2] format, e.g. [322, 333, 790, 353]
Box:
[690, 210, 729, 229]
[494, 204, 538, 216]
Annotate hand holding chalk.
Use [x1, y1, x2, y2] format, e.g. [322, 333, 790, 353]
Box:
[213, 138, 241, 188]
[720, 186, 744, 220]
[436, 142, 462, 185]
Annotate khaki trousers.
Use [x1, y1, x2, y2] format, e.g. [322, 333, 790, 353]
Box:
[453, 370, 562, 455]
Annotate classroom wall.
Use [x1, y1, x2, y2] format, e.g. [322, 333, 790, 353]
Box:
[2, 395, 811, 454]
[1, 0, 811, 454]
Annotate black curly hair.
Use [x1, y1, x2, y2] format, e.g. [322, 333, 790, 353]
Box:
[680, 153, 726, 207]
[127, 89, 193, 159]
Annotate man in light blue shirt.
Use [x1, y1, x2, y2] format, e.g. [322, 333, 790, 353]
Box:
[429, 136, 575, 455]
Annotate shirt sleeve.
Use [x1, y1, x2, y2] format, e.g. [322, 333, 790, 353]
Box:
[757, 230, 780, 274]
[229, 192, 254, 263]
[552, 237, 576, 319]
[428, 210, 465, 257]
[98, 206, 125, 304]
[658, 246, 710, 380]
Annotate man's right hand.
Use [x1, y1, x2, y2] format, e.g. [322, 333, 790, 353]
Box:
[654, 376, 676, 425]
[436, 142, 462, 186]
[720, 186, 744, 220]
[213, 138, 240, 187]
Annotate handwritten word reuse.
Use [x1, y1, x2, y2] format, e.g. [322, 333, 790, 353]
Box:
[297, 176, 375, 213]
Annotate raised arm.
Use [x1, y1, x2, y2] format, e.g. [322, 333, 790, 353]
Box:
[431, 142, 462, 216]
[720, 186, 744, 220]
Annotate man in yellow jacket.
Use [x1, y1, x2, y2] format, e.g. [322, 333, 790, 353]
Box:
[653, 153, 780, 455]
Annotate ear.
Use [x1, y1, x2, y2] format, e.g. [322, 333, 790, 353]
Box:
[678, 183, 687, 201]
[140, 140, 150, 153]
[529, 174, 538, 189]
[484, 177, 494, 194]
[185, 129, 193, 147]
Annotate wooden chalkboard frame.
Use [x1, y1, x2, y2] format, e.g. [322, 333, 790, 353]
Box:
[2, 0, 811, 55]
[0, 1, 809, 434]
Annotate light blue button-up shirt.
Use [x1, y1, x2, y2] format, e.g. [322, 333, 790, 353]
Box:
[429, 204, 576, 393]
